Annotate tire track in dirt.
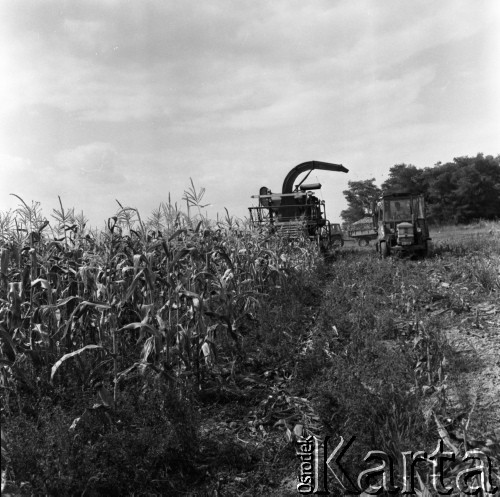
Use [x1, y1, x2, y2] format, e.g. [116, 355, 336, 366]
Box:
[446, 303, 500, 438]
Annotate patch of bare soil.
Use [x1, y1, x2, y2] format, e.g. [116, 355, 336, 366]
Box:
[445, 299, 500, 439]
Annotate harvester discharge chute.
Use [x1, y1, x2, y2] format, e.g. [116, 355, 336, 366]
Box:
[248, 161, 348, 250]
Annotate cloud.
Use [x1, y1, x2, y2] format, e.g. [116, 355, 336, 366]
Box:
[0, 154, 32, 170]
[54, 142, 125, 184]
[4, 0, 483, 125]
[0, 153, 37, 196]
[1, 0, 498, 226]
[0, 153, 55, 215]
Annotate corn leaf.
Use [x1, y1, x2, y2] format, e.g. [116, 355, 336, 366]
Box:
[31, 278, 51, 289]
[51, 345, 106, 383]
[433, 412, 461, 456]
[168, 248, 192, 270]
[122, 269, 144, 303]
[217, 249, 234, 270]
[0, 325, 17, 360]
[168, 229, 187, 242]
[117, 322, 161, 338]
[415, 471, 433, 497]
[133, 253, 149, 273]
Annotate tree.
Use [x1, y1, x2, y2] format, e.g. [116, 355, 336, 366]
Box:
[423, 154, 500, 223]
[452, 155, 500, 222]
[341, 179, 381, 225]
[423, 162, 459, 223]
[341, 154, 499, 226]
[382, 164, 425, 194]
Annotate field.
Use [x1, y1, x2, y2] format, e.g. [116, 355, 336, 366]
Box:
[1, 196, 499, 496]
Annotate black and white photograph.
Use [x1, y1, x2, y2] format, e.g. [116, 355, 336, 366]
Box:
[1, 1, 499, 495]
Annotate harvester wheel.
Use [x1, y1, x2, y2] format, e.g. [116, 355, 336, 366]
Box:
[320, 237, 330, 252]
[422, 241, 429, 257]
[380, 241, 389, 258]
[358, 238, 369, 247]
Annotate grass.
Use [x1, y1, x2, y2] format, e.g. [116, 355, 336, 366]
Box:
[286, 224, 499, 494]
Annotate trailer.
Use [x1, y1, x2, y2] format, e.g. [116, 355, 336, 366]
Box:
[347, 217, 378, 246]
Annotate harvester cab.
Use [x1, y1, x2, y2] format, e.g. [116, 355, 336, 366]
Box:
[373, 192, 431, 257]
[248, 161, 348, 249]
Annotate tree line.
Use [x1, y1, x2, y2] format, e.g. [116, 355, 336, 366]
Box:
[340, 153, 500, 226]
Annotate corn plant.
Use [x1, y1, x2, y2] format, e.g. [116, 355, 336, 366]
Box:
[0, 183, 320, 417]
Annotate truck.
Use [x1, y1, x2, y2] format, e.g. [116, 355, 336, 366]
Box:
[347, 217, 378, 246]
[248, 161, 349, 250]
[373, 192, 431, 257]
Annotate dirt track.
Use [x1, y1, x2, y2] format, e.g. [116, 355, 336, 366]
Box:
[343, 227, 500, 439]
[445, 301, 500, 439]
[433, 226, 500, 439]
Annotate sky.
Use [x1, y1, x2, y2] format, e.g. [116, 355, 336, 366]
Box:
[1, 0, 499, 228]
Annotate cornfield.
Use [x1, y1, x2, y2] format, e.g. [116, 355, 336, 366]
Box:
[2, 189, 499, 496]
[1, 187, 322, 390]
[0, 187, 325, 493]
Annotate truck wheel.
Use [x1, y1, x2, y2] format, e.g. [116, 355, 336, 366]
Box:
[381, 242, 389, 258]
